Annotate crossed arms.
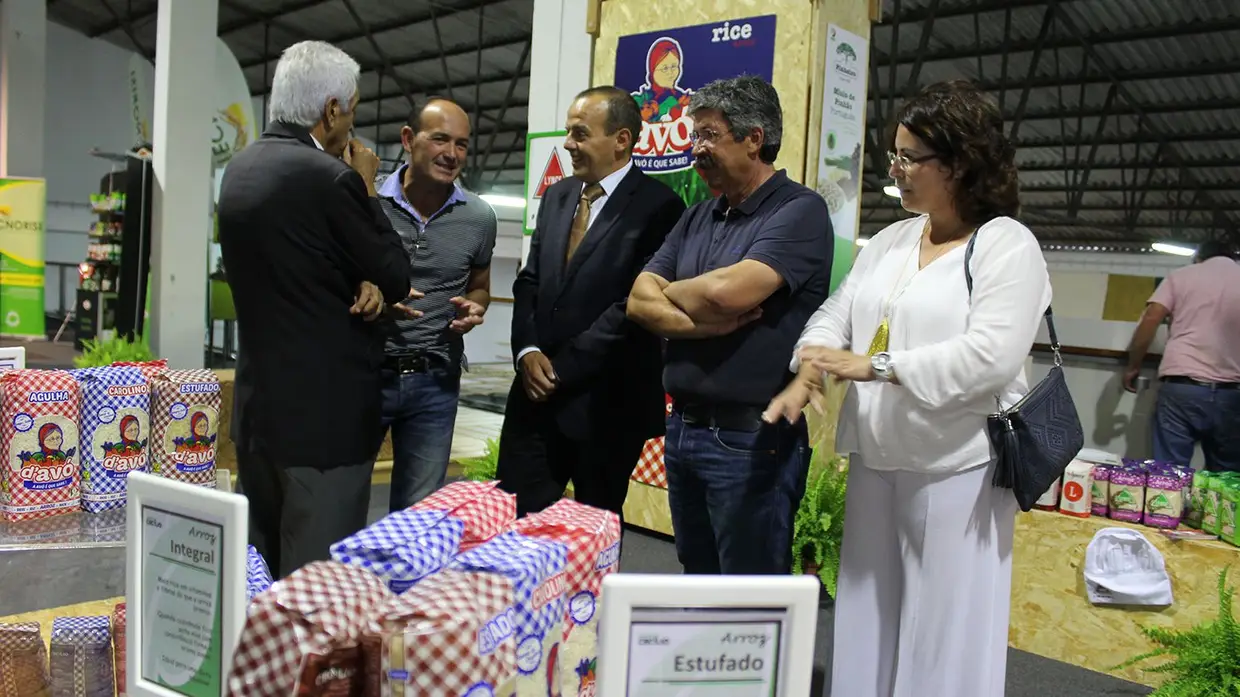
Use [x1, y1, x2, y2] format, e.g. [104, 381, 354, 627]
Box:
[627, 261, 779, 338]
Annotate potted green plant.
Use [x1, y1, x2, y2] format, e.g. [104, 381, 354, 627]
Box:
[1115, 566, 1240, 694]
[791, 449, 849, 598]
[73, 334, 157, 369]
[458, 437, 500, 482]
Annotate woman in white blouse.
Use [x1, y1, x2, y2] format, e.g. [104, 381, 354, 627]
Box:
[765, 81, 1052, 696]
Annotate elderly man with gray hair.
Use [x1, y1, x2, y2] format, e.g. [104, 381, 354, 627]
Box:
[218, 40, 416, 577]
[627, 75, 833, 575]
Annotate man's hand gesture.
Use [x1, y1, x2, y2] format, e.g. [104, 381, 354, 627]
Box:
[448, 296, 486, 334]
[519, 351, 558, 402]
[351, 283, 424, 321]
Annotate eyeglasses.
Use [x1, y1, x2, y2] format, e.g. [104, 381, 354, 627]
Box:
[887, 151, 938, 171]
[689, 128, 727, 146]
[655, 64, 680, 76]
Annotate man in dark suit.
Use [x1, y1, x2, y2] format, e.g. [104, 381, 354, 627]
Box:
[218, 41, 415, 578]
[497, 86, 686, 520]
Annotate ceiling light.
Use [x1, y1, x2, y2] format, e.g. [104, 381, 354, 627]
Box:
[856, 237, 870, 247]
[882, 185, 901, 198]
[1151, 242, 1196, 257]
[480, 194, 526, 209]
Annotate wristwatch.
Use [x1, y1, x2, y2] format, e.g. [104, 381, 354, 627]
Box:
[871, 352, 894, 382]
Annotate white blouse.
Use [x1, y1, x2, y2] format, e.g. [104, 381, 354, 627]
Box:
[793, 214, 1053, 474]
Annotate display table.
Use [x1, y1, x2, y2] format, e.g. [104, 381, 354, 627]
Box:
[212, 369, 395, 473]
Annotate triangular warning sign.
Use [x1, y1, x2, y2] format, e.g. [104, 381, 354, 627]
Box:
[534, 149, 566, 198]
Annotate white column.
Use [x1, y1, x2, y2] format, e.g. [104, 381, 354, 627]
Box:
[0, 0, 46, 178]
[149, 0, 218, 368]
[523, 0, 592, 266]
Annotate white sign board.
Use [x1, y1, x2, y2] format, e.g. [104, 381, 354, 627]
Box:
[597, 574, 820, 697]
[523, 131, 571, 234]
[126, 471, 248, 697]
[817, 24, 869, 246]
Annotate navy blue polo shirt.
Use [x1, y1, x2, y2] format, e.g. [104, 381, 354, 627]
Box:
[644, 170, 833, 406]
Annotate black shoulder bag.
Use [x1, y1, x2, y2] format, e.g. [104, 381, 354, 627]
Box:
[964, 233, 1084, 512]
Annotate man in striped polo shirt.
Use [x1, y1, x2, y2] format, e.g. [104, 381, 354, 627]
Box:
[374, 98, 498, 510]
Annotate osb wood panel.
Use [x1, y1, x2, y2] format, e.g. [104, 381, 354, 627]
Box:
[592, 0, 816, 183]
[1010, 510, 1240, 687]
[624, 479, 674, 536]
[212, 370, 394, 473]
[804, 0, 874, 192]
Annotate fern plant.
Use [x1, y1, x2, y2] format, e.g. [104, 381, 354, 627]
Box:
[459, 437, 500, 482]
[1115, 566, 1240, 695]
[73, 334, 157, 368]
[791, 450, 849, 597]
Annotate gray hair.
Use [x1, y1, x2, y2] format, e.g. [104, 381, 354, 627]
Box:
[688, 75, 783, 164]
[267, 41, 360, 128]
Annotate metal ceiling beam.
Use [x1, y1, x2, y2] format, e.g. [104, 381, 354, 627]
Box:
[885, 0, 1051, 24]
[899, 0, 943, 99]
[219, 0, 330, 36]
[1013, 156, 1237, 173]
[476, 38, 533, 187]
[1067, 82, 1119, 217]
[237, 0, 512, 70]
[345, 74, 531, 116]
[490, 130, 526, 188]
[98, 0, 153, 62]
[217, 0, 318, 51]
[1006, 1, 1056, 141]
[339, 0, 416, 110]
[874, 16, 1240, 67]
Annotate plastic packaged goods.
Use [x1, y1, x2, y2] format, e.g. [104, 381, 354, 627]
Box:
[1033, 477, 1061, 511]
[245, 545, 274, 599]
[0, 370, 82, 522]
[149, 370, 221, 487]
[1107, 465, 1147, 524]
[0, 621, 51, 697]
[1184, 469, 1210, 529]
[72, 366, 150, 513]
[330, 509, 465, 593]
[226, 561, 393, 697]
[1058, 460, 1094, 518]
[110, 359, 167, 384]
[1142, 466, 1185, 529]
[411, 479, 516, 553]
[48, 616, 113, 697]
[1090, 464, 1112, 517]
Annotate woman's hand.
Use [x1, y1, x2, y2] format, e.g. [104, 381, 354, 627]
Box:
[802, 346, 875, 383]
[763, 377, 825, 424]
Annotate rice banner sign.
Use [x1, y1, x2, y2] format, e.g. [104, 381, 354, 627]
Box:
[0, 178, 46, 339]
[613, 15, 777, 207]
[523, 131, 571, 235]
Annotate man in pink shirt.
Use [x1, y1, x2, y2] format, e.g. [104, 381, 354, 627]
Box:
[1125, 241, 1240, 471]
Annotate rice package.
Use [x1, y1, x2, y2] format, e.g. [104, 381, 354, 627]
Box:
[150, 370, 220, 487]
[1185, 469, 1210, 529]
[411, 479, 516, 553]
[0, 370, 81, 522]
[1034, 477, 1061, 511]
[1090, 465, 1112, 517]
[111, 604, 126, 697]
[1058, 460, 1094, 518]
[0, 622, 50, 697]
[1107, 465, 1146, 523]
[226, 561, 393, 697]
[1143, 465, 1184, 529]
[1202, 473, 1240, 535]
[1221, 481, 1240, 545]
[330, 509, 465, 593]
[80, 506, 127, 543]
[245, 545, 273, 599]
[49, 616, 113, 697]
[361, 571, 518, 696]
[111, 359, 167, 384]
[450, 531, 569, 696]
[72, 367, 150, 513]
[512, 499, 620, 697]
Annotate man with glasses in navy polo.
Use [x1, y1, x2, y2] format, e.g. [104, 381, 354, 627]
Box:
[627, 76, 833, 574]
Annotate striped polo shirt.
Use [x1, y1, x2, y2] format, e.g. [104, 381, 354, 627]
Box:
[376, 165, 498, 364]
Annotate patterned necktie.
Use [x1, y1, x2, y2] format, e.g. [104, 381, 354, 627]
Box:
[566, 183, 605, 261]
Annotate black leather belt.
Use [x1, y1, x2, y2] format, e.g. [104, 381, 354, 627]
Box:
[383, 353, 439, 374]
[675, 402, 767, 432]
[1162, 376, 1240, 390]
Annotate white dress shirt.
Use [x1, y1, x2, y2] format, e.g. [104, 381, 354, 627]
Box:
[517, 161, 635, 364]
[310, 133, 324, 150]
[793, 214, 1052, 474]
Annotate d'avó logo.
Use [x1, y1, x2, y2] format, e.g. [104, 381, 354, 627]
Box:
[630, 36, 695, 173]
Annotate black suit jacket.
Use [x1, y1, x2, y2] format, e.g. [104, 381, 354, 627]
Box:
[217, 122, 411, 468]
[512, 165, 686, 442]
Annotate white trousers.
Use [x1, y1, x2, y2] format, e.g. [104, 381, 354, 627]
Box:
[830, 458, 1018, 697]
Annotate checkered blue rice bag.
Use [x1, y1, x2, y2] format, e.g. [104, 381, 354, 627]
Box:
[245, 545, 273, 600]
[69, 366, 151, 513]
[330, 509, 465, 593]
[49, 616, 113, 697]
[449, 531, 569, 677]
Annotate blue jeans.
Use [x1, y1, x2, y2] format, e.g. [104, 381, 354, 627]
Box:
[379, 367, 461, 511]
[1153, 380, 1240, 472]
[664, 410, 811, 575]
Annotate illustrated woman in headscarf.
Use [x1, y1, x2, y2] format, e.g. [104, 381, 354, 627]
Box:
[190, 411, 213, 446]
[119, 415, 142, 453]
[632, 37, 693, 124]
[38, 423, 67, 462]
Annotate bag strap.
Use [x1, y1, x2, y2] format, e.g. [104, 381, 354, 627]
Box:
[964, 232, 1062, 366]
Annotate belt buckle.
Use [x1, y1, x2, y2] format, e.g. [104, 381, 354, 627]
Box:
[399, 355, 427, 374]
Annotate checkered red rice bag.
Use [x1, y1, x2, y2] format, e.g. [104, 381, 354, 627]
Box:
[360, 570, 517, 696]
[412, 480, 516, 553]
[0, 622, 50, 697]
[112, 603, 126, 697]
[631, 437, 667, 489]
[0, 369, 82, 522]
[226, 561, 393, 697]
[149, 370, 220, 487]
[110, 359, 168, 384]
